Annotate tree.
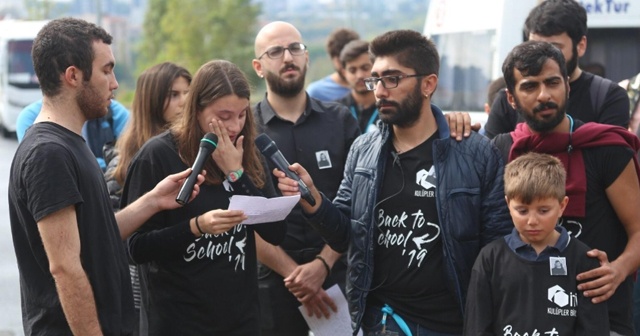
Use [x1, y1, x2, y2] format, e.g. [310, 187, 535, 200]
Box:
[23, 0, 54, 19]
[137, 0, 260, 79]
[137, 0, 170, 71]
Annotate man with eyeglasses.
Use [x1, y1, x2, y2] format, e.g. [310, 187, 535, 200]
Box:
[251, 21, 360, 336]
[274, 29, 511, 336]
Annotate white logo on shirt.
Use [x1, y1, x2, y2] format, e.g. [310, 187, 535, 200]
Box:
[416, 167, 436, 190]
[547, 285, 577, 318]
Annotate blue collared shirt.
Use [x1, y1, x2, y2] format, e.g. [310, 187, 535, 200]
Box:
[505, 226, 570, 261]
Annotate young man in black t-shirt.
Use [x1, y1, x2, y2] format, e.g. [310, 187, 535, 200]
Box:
[484, 0, 629, 139]
[493, 40, 640, 336]
[8, 18, 202, 336]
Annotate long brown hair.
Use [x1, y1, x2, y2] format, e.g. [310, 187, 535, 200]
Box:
[171, 60, 265, 187]
[112, 62, 192, 185]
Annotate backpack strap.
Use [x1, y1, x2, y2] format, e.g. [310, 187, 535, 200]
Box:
[590, 74, 609, 117]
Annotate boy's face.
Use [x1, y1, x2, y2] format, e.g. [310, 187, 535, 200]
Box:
[507, 196, 568, 251]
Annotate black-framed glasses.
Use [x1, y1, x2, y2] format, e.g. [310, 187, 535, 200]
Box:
[364, 74, 428, 91]
[258, 42, 307, 60]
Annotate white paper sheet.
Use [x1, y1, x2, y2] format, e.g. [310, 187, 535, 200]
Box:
[299, 284, 362, 336]
[228, 194, 300, 225]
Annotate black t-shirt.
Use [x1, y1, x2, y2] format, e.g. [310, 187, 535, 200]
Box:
[335, 93, 379, 133]
[492, 123, 635, 335]
[9, 122, 134, 335]
[253, 95, 360, 251]
[465, 238, 609, 335]
[120, 131, 286, 335]
[369, 133, 462, 333]
[485, 71, 629, 139]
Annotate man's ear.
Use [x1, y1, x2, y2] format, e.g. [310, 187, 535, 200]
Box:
[506, 89, 518, 109]
[576, 36, 587, 58]
[252, 59, 263, 78]
[63, 66, 82, 87]
[422, 74, 438, 98]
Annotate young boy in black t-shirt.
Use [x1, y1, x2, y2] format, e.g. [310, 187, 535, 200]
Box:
[464, 152, 609, 336]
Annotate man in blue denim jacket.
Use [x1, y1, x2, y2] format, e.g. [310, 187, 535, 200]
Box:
[276, 30, 511, 336]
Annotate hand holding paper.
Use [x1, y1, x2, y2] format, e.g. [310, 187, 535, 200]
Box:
[228, 194, 300, 225]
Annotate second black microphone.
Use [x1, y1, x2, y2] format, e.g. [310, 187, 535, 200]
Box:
[176, 132, 218, 205]
[255, 133, 316, 206]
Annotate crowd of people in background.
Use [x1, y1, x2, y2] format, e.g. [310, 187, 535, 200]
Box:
[7, 0, 640, 335]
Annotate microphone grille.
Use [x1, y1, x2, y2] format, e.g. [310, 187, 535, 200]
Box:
[200, 132, 218, 150]
[255, 133, 274, 153]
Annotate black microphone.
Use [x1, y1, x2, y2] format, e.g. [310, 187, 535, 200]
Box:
[255, 133, 316, 206]
[176, 132, 218, 205]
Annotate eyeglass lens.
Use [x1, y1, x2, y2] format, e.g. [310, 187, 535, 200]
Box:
[266, 43, 305, 59]
[364, 76, 400, 90]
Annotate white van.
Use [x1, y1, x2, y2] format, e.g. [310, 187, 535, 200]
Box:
[0, 20, 48, 137]
[424, 0, 640, 125]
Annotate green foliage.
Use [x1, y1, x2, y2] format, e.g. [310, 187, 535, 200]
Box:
[22, 0, 68, 19]
[137, 0, 260, 80]
[136, 0, 170, 73]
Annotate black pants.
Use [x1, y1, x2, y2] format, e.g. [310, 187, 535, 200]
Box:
[258, 248, 347, 336]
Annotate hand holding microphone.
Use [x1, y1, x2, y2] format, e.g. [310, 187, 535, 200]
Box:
[176, 133, 218, 205]
[255, 133, 316, 206]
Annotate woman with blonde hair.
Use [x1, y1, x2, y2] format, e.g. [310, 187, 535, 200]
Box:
[120, 60, 286, 335]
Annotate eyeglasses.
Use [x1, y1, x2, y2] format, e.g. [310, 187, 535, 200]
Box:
[364, 74, 428, 91]
[258, 42, 307, 60]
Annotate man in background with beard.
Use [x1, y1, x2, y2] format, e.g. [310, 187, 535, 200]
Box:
[335, 39, 379, 133]
[273, 29, 511, 335]
[484, 0, 629, 139]
[251, 21, 360, 336]
[8, 18, 203, 335]
[493, 40, 640, 336]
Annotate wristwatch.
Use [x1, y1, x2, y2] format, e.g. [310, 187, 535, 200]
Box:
[227, 168, 244, 182]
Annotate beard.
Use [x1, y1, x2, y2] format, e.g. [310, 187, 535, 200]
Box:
[566, 44, 578, 77]
[77, 80, 109, 120]
[515, 95, 568, 133]
[376, 83, 423, 128]
[265, 62, 307, 98]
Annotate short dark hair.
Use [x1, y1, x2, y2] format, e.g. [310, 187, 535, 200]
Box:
[502, 41, 568, 95]
[369, 30, 439, 77]
[339, 40, 371, 68]
[524, 0, 587, 46]
[326, 28, 360, 58]
[32, 17, 113, 97]
[487, 77, 506, 105]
